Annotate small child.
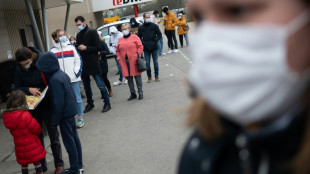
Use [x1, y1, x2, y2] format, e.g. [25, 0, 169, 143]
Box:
[1, 90, 46, 174]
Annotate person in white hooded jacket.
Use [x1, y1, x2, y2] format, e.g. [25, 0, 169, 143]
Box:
[50, 29, 85, 129]
[109, 26, 127, 86]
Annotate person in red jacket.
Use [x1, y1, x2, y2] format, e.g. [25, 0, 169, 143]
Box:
[2, 90, 46, 174]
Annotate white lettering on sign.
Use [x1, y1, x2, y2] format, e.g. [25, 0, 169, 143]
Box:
[92, 0, 154, 12]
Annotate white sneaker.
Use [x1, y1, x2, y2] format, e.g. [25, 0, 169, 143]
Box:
[173, 49, 179, 53]
[167, 50, 173, 54]
[161, 53, 166, 56]
[124, 79, 128, 84]
[113, 80, 122, 86]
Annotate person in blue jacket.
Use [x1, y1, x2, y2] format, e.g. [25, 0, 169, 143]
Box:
[36, 52, 83, 174]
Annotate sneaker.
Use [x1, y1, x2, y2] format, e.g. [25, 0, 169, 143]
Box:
[76, 119, 85, 128]
[161, 53, 166, 56]
[167, 50, 173, 54]
[115, 71, 120, 75]
[155, 77, 160, 82]
[102, 104, 111, 113]
[173, 49, 179, 53]
[79, 169, 84, 174]
[113, 80, 122, 86]
[124, 79, 128, 84]
[147, 77, 152, 83]
[83, 104, 94, 113]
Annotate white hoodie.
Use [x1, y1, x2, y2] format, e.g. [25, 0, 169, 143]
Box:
[50, 40, 82, 83]
[109, 26, 123, 55]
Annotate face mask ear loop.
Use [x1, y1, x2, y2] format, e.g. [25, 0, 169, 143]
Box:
[287, 9, 310, 36]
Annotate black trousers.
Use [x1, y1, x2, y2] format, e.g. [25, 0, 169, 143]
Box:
[29, 97, 64, 168]
[59, 117, 83, 173]
[102, 72, 111, 90]
[166, 30, 178, 50]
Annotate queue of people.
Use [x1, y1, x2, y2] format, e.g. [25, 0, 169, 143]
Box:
[1, 6, 190, 174]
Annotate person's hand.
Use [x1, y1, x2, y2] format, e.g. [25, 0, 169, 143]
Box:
[78, 44, 87, 51]
[29, 88, 42, 97]
[98, 52, 100, 56]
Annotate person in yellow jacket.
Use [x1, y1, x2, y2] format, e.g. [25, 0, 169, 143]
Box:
[177, 13, 190, 48]
[163, 7, 180, 53]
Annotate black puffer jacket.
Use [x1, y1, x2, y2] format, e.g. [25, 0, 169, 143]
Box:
[76, 25, 101, 76]
[178, 108, 307, 174]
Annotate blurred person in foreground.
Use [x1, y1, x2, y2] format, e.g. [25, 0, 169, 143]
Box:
[117, 23, 144, 100]
[178, 0, 310, 174]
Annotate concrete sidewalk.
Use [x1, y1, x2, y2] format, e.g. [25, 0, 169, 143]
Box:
[0, 23, 195, 174]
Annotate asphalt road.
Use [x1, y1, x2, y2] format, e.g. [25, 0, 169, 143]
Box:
[0, 23, 196, 174]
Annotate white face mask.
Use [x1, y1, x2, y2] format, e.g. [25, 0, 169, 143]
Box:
[190, 10, 310, 125]
[122, 30, 130, 36]
[24, 61, 32, 70]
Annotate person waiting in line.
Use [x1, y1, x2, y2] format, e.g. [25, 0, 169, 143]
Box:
[138, 13, 162, 83]
[36, 52, 84, 174]
[163, 7, 179, 53]
[2, 90, 46, 174]
[50, 29, 85, 129]
[130, 17, 140, 35]
[109, 26, 127, 86]
[177, 13, 189, 48]
[152, 10, 166, 56]
[98, 31, 113, 97]
[69, 36, 77, 45]
[75, 15, 111, 113]
[117, 23, 144, 100]
[14, 47, 64, 173]
[178, 0, 310, 174]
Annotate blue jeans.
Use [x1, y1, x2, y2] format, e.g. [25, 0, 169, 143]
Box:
[82, 74, 110, 106]
[157, 38, 163, 55]
[71, 81, 84, 117]
[144, 50, 159, 78]
[114, 55, 123, 81]
[59, 117, 83, 173]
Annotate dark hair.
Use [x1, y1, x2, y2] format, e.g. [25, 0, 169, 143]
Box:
[143, 13, 150, 18]
[75, 16, 85, 23]
[51, 30, 57, 40]
[117, 24, 122, 32]
[153, 10, 159, 15]
[6, 90, 27, 109]
[163, 7, 169, 13]
[69, 37, 76, 41]
[15, 47, 33, 62]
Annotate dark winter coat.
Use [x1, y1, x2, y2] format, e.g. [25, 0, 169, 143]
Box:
[76, 25, 101, 76]
[99, 41, 110, 73]
[2, 108, 46, 165]
[14, 48, 52, 122]
[36, 52, 77, 126]
[178, 109, 307, 174]
[138, 22, 162, 52]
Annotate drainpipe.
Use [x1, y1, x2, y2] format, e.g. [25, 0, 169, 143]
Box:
[64, 2, 71, 32]
[24, 0, 44, 52]
[41, 0, 50, 51]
